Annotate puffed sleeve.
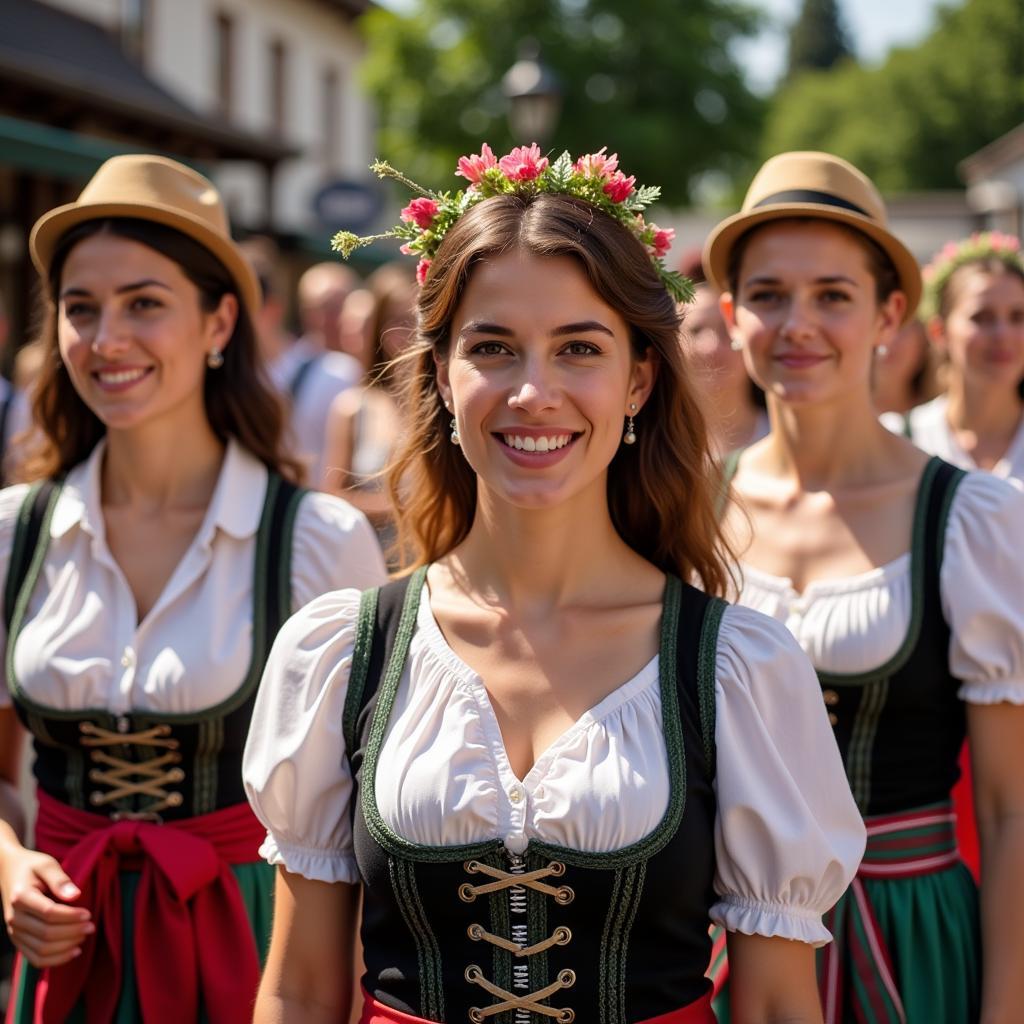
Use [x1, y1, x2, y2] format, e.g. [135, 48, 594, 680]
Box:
[290, 491, 387, 608]
[940, 472, 1024, 704]
[243, 587, 363, 883]
[711, 605, 866, 946]
[0, 484, 31, 708]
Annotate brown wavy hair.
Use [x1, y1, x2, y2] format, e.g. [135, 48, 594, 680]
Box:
[387, 192, 733, 596]
[22, 218, 301, 482]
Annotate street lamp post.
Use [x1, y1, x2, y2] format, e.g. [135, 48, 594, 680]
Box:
[502, 41, 562, 145]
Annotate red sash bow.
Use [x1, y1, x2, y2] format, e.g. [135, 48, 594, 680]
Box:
[23, 789, 266, 1024]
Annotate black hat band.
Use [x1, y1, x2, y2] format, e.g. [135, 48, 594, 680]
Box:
[753, 189, 871, 218]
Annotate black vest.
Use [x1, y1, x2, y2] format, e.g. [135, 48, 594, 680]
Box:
[344, 569, 727, 1024]
[817, 457, 967, 815]
[3, 471, 304, 821]
[722, 454, 967, 816]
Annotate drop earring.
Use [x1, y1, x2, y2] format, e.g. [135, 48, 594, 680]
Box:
[623, 403, 638, 445]
[450, 418, 460, 445]
[206, 349, 224, 369]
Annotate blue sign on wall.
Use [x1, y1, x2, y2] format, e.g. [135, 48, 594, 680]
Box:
[313, 179, 385, 233]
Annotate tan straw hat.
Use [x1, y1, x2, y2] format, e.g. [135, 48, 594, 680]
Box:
[702, 151, 921, 322]
[30, 154, 260, 317]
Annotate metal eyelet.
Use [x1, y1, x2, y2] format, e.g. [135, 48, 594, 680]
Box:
[166, 792, 184, 807]
[547, 860, 566, 876]
[89, 792, 104, 805]
[558, 969, 576, 987]
[157, 725, 173, 736]
[553, 926, 572, 945]
[465, 964, 483, 983]
[557, 1010, 575, 1023]
[169, 768, 186, 782]
[469, 1010, 485, 1024]
[458, 883, 478, 903]
[464, 860, 482, 873]
[88, 769, 102, 781]
[555, 885, 575, 905]
[467, 923, 485, 941]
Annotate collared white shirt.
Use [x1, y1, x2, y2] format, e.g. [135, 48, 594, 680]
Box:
[0, 438, 387, 714]
[269, 339, 363, 487]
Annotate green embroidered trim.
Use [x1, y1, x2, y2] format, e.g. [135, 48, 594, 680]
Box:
[362, 566, 501, 863]
[390, 858, 445, 1020]
[65, 746, 85, 811]
[4, 482, 46, 626]
[697, 597, 726, 770]
[597, 863, 645, 1024]
[486, 849, 513, 1021]
[6, 473, 296, 724]
[192, 715, 221, 815]
[817, 457, 941, 687]
[526, 850, 550, 1020]
[847, 678, 889, 812]
[277, 482, 302, 620]
[344, 587, 380, 755]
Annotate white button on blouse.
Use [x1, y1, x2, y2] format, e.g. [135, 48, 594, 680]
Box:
[0, 439, 388, 715]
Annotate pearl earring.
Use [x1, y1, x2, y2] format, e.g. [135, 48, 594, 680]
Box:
[623, 403, 638, 445]
[206, 349, 224, 369]
[875, 344, 889, 357]
[450, 418, 460, 445]
[729, 337, 743, 352]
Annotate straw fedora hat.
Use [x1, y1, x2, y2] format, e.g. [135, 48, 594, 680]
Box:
[30, 154, 261, 317]
[702, 151, 921, 322]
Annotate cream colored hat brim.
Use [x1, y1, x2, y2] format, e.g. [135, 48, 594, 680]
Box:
[703, 202, 922, 325]
[30, 198, 261, 319]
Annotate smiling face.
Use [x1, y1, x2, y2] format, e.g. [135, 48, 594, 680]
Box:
[57, 232, 236, 434]
[935, 266, 1024, 392]
[721, 220, 905, 408]
[436, 249, 655, 512]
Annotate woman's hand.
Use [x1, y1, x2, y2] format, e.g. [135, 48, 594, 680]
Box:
[0, 846, 93, 967]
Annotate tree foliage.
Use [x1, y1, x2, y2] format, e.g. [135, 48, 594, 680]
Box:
[357, 0, 765, 206]
[763, 0, 1024, 191]
[786, 0, 852, 77]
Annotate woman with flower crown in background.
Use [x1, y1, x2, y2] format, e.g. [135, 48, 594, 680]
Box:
[708, 151, 1024, 1024]
[886, 232, 1024, 485]
[242, 143, 865, 1024]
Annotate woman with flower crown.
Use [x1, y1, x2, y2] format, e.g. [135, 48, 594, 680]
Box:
[242, 143, 865, 1024]
[885, 232, 1024, 485]
[706, 151, 1024, 1023]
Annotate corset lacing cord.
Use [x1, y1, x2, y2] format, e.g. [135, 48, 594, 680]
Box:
[79, 722, 184, 820]
[459, 859, 576, 1023]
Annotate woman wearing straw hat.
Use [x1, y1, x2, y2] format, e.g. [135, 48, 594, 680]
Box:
[706, 151, 1024, 1023]
[0, 154, 387, 1023]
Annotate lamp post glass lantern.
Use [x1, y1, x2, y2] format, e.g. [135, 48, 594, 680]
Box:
[502, 41, 562, 145]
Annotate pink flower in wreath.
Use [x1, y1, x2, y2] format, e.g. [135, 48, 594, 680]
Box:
[650, 225, 675, 259]
[456, 143, 498, 184]
[401, 197, 440, 230]
[574, 147, 619, 179]
[498, 143, 549, 181]
[416, 258, 432, 285]
[603, 171, 636, 203]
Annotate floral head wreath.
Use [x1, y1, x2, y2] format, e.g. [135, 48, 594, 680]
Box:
[332, 143, 694, 304]
[920, 231, 1024, 319]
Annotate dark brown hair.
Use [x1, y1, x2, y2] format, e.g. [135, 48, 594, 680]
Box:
[24, 218, 301, 482]
[937, 256, 1024, 319]
[727, 217, 901, 302]
[387, 192, 734, 596]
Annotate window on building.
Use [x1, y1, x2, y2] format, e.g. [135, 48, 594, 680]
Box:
[322, 66, 340, 168]
[269, 38, 288, 137]
[215, 12, 234, 119]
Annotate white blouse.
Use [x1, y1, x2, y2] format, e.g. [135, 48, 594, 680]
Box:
[244, 585, 866, 946]
[883, 394, 1024, 485]
[0, 439, 387, 714]
[737, 471, 1024, 704]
